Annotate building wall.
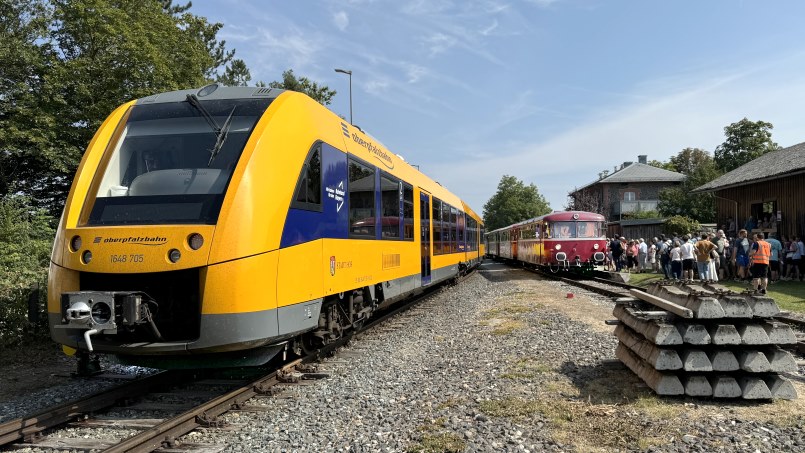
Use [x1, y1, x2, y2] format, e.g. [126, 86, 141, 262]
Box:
[714, 173, 805, 240]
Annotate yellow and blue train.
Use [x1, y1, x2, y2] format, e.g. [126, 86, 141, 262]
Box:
[48, 84, 484, 368]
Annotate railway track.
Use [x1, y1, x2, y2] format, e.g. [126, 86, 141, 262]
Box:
[1, 272, 470, 452]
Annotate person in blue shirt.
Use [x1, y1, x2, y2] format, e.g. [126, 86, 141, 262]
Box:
[766, 233, 783, 283]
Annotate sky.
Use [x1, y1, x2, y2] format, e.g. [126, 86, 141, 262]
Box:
[192, 0, 805, 215]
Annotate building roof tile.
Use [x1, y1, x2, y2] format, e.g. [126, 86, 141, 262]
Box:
[574, 162, 685, 192]
[695, 141, 805, 192]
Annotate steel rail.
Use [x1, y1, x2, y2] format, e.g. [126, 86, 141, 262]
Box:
[0, 370, 179, 446]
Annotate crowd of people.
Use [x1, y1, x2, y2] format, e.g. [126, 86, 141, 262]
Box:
[604, 230, 805, 295]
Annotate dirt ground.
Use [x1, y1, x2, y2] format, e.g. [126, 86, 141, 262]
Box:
[0, 340, 77, 402]
[512, 273, 805, 423]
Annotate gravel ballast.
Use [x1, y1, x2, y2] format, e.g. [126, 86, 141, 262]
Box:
[2, 261, 804, 452]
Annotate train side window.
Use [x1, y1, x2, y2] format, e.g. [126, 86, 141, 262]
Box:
[433, 198, 442, 255]
[380, 174, 401, 239]
[443, 202, 451, 253]
[291, 144, 322, 211]
[450, 207, 458, 253]
[403, 183, 414, 240]
[348, 158, 375, 237]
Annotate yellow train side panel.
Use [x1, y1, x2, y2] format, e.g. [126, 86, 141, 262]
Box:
[276, 240, 323, 308]
[201, 251, 279, 315]
[47, 263, 79, 313]
[321, 239, 419, 296]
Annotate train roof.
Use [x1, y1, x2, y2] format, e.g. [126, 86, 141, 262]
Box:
[486, 211, 606, 234]
[130, 85, 483, 224]
[135, 84, 284, 105]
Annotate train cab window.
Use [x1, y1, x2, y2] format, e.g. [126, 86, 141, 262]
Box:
[380, 174, 401, 239]
[291, 145, 322, 211]
[85, 97, 272, 225]
[403, 183, 414, 240]
[348, 159, 375, 237]
[433, 198, 443, 254]
[577, 221, 604, 238]
[551, 222, 576, 238]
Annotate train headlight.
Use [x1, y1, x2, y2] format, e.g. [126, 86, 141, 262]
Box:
[70, 235, 82, 252]
[554, 244, 562, 250]
[168, 248, 182, 263]
[593, 243, 600, 250]
[91, 301, 112, 325]
[188, 233, 204, 250]
[82, 250, 93, 264]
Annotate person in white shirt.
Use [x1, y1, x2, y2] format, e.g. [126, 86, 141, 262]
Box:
[670, 241, 683, 279]
[680, 234, 695, 280]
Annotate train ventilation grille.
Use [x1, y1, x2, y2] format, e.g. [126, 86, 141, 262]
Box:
[252, 87, 274, 97]
[382, 254, 401, 269]
[140, 94, 160, 103]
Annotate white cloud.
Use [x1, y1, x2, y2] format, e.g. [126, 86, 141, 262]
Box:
[256, 28, 322, 72]
[364, 78, 390, 95]
[405, 64, 427, 83]
[333, 11, 349, 31]
[480, 19, 499, 36]
[428, 58, 805, 212]
[424, 32, 458, 56]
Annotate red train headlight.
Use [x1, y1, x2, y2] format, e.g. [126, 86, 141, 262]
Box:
[554, 244, 562, 250]
[593, 243, 600, 250]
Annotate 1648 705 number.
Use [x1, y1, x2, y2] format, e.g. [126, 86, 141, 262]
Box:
[111, 254, 144, 263]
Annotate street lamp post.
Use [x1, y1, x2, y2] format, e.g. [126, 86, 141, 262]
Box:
[334, 68, 352, 124]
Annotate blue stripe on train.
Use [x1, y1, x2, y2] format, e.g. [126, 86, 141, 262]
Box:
[280, 143, 349, 248]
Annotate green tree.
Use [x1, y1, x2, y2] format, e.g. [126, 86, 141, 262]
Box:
[0, 196, 55, 346]
[714, 118, 781, 172]
[0, 0, 243, 216]
[483, 175, 551, 231]
[269, 69, 337, 105]
[657, 148, 721, 223]
[662, 215, 700, 237]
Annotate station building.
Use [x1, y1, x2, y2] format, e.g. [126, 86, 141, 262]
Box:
[694, 141, 805, 240]
[568, 155, 686, 239]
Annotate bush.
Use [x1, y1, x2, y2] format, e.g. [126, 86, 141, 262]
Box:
[662, 215, 700, 238]
[0, 196, 55, 346]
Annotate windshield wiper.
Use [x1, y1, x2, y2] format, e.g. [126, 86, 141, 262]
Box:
[185, 94, 236, 166]
[208, 106, 236, 166]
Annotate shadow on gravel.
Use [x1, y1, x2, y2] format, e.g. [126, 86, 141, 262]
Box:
[558, 359, 655, 404]
[477, 261, 538, 283]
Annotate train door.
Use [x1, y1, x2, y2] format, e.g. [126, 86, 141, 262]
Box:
[512, 227, 519, 261]
[420, 191, 432, 285]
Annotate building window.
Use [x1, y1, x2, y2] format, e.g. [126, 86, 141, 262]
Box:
[623, 191, 636, 201]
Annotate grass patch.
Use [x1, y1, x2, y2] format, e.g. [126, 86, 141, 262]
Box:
[500, 357, 553, 380]
[627, 273, 805, 314]
[490, 319, 526, 335]
[408, 432, 467, 453]
[479, 397, 544, 417]
[627, 272, 664, 286]
[717, 280, 805, 314]
[436, 398, 463, 411]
